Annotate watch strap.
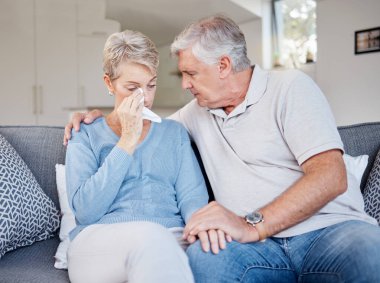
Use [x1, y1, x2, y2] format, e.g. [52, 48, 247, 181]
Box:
[245, 211, 267, 241]
[255, 222, 268, 242]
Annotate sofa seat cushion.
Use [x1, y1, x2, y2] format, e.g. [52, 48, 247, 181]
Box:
[0, 236, 69, 283]
[364, 148, 380, 225]
[0, 134, 60, 258]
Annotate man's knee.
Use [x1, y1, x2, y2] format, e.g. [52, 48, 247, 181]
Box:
[187, 240, 296, 283]
[186, 240, 244, 282]
[186, 240, 213, 265]
[343, 223, 380, 278]
[303, 221, 380, 282]
[326, 221, 380, 262]
[186, 240, 226, 269]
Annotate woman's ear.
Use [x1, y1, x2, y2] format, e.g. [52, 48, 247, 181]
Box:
[103, 74, 114, 93]
[219, 55, 232, 79]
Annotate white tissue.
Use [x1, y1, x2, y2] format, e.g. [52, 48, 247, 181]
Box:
[143, 107, 162, 123]
[136, 88, 161, 123]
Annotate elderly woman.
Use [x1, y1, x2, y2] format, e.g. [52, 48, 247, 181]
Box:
[65, 30, 208, 283]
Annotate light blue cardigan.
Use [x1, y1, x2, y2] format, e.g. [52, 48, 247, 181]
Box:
[66, 117, 208, 239]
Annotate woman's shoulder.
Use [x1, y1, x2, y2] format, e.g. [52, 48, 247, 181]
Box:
[70, 117, 107, 143]
[156, 119, 190, 143]
[159, 118, 188, 133]
[161, 118, 183, 127]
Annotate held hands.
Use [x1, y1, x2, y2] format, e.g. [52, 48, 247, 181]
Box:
[183, 201, 261, 253]
[116, 91, 144, 155]
[186, 229, 232, 254]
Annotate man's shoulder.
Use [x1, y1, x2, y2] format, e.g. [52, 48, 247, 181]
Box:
[180, 99, 206, 114]
[269, 68, 312, 87]
[168, 99, 209, 132]
[178, 100, 210, 123]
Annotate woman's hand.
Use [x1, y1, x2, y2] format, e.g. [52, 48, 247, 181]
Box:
[186, 229, 232, 254]
[116, 91, 144, 155]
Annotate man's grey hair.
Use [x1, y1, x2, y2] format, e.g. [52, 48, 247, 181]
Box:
[171, 14, 251, 72]
[103, 30, 159, 80]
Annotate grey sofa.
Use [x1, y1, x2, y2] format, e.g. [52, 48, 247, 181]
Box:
[1, 123, 380, 283]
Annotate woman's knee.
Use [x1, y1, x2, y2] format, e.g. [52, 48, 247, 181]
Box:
[130, 222, 178, 248]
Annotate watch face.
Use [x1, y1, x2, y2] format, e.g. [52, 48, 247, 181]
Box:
[246, 211, 263, 224]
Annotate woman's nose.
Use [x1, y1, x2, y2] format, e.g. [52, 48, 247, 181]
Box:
[132, 88, 145, 103]
[134, 88, 144, 95]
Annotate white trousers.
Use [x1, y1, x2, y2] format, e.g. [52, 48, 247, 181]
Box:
[67, 222, 194, 283]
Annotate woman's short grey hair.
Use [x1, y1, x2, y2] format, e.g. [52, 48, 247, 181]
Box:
[171, 15, 251, 72]
[103, 30, 159, 80]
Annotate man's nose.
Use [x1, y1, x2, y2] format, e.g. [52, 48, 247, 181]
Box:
[181, 77, 192, 90]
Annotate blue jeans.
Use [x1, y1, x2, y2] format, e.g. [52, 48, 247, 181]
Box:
[186, 220, 380, 282]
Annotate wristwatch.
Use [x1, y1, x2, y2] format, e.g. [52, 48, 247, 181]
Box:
[245, 210, 264, 226]
[245, 210, 267, 241]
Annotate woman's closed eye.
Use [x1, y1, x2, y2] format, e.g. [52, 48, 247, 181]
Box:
[124, 84, 138, 92]
[147, 84, 156, 90]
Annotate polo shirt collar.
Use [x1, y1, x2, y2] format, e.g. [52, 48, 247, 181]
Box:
[209, 65, 268, 119]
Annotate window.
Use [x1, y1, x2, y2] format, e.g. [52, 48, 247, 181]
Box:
[273, 0, 317, 68]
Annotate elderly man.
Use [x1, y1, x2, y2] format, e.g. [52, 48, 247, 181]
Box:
[65, 15, 380, 283]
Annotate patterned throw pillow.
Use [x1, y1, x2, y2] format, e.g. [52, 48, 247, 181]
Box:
[0, 134, 60, 258]
[363, 148, 380, 225]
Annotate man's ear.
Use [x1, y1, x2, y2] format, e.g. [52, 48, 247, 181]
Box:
[103, 74, 114, 93]
[219, 55, 232, 79]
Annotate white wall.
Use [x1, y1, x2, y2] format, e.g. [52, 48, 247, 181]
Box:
[240, 19, 263, 66]
[155, 45, 191, 112]
[316, 0, 380, 126]
[154, 19, 262, 113]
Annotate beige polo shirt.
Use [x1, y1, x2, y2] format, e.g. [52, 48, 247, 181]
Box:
[170, 65, 376, 237]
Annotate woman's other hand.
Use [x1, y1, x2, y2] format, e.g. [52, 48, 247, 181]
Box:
[116, 91, 144, 155]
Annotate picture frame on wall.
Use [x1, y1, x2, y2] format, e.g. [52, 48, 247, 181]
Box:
[355, 27, 380, 55]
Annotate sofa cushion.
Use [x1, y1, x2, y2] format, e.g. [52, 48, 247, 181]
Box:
[54, 164, 76, 269]
[0, 134, 60, 258]
[0, 126, 66, 209]
[363, 148, 380, 225]
[338, 122, 380, 190]
[0, 236, 69, 283]
[343, 154, 368, 184]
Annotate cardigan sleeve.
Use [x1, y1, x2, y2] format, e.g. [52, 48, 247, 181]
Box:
[174, 126, 209, 223]
[66, 129, 132, 225]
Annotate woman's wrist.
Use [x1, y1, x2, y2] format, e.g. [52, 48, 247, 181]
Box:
[117, 138, 136, 155]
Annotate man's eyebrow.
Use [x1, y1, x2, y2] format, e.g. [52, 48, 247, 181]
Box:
[182, 70, 195, 74]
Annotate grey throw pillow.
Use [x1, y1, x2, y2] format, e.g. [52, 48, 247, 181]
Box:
[363, 148, 380, 225]
[0, 134, 60, 258]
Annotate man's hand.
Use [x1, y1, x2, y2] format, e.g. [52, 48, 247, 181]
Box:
[183, 201, 260, 252]
[63, 109, 103, 145]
